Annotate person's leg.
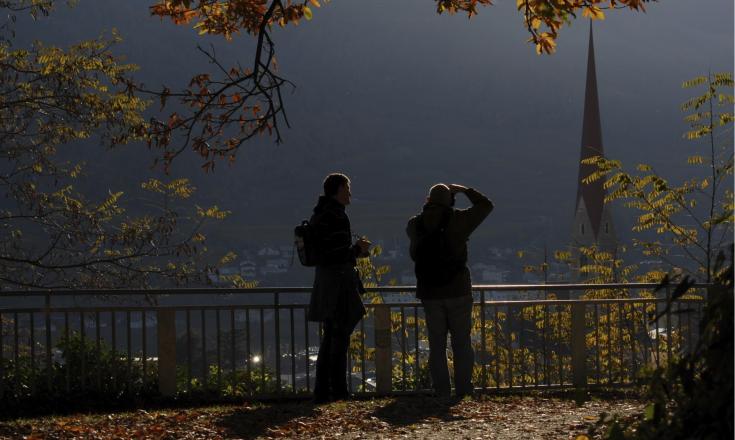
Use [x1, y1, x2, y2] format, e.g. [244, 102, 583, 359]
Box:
[329, 321, 351, 398]
[422, 299, 451, 397]
[447, 294, 475, 397]
[313, 320, 333, 401]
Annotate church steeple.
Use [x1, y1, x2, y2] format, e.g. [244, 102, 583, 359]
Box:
[575, 23, 606, 239]
[567, 23, 617, 286]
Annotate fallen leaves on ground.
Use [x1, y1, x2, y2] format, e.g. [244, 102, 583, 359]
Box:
[0, 394, 642, 439]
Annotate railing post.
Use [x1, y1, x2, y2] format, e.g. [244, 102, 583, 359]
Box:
[274, 292, 281, 395]
[374, 305, 392, 395]
[571, 302, 587, 388]
[157, 309, 177, 397]
[665, 285, 673, 364]
[45, 293, 52, 391]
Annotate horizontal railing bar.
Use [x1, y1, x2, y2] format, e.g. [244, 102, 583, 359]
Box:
[366, 297, 705, 307]
[0, 287, 313, 297]
[471, 297, 705, 306]
[0, 297, 704, 314]
[470, 282, 709, 291]
[0, 305, 311, 313]
[0, 282, 711, 297]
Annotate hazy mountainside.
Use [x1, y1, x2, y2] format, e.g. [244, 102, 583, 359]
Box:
[11, 0, 734, 254]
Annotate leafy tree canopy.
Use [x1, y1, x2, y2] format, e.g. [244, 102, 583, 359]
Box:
[0, 1, 235, 289]
[142, 0, 654, 170]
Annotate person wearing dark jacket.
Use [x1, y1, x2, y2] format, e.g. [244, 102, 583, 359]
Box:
[308, 173, 370, 403]
[406, 183, 493, 398]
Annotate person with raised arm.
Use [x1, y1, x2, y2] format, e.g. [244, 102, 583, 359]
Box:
[406, 183, 493, 399]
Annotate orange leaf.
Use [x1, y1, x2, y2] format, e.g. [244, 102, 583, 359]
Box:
[173, 9, 197, 25]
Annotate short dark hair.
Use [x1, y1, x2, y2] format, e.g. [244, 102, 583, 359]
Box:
[323, 173, 350, 197]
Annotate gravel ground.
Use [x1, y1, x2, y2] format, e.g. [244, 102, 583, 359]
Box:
[0, 394, 643, 439]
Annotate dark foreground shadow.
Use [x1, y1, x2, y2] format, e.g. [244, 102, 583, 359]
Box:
[372, 395, 465, 427]
[217, 400, 317, 439]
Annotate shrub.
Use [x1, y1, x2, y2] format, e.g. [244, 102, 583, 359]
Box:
[598, 249, 733, 439]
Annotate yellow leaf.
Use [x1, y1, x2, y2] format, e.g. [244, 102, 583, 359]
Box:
[303, 6, 313, 20]
[309, 0, 321, 7]
[582, 6, 605, 20]
[535, 33, 557, 55]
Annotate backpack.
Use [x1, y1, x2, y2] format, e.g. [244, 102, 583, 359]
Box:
[414, 209, 465, 286]
[294, 220, 319, 266]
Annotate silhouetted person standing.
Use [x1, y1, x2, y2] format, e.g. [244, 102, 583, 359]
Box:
[406, 183, 493, 398]
[308, 173, 370, 403]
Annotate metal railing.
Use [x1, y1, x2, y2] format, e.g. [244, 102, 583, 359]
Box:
[0, 283, 706, 399]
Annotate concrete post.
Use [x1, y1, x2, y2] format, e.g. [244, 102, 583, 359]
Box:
[157, 309, 177, 396]
[571, 302, 588, 388]
[374, 306, 392, 395]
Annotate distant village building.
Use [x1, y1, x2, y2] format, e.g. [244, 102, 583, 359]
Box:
[487, 247, 507, 259]
[261, 257, 289, 275]
[382, 248, 403, 260]
[568, 25, 618, 292]
[239, 260, 257, 279]
[278, 245, 293, 259]
[381, 292, 416, 304]
[208, 266, 240, 285]
[257, 246, 281, 257]
[400, 271, 417, 286]
[470, 263, 509, 284]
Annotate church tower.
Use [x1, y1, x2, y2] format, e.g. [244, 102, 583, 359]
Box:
[570, 24, 617, 280]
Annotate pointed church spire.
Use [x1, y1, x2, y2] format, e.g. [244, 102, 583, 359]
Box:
[575, 23, 606, 238]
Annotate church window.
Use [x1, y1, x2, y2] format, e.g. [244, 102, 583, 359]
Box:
[580, 224, 585, 235]
[605, 223, 609, 234]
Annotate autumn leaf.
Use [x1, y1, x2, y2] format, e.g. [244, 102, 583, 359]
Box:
[582, 6, 605, 20]
[303, 6, 313, 20]
[535, 33, 557, 55]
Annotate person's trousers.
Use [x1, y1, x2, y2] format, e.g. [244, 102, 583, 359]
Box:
[313, 319, 351, 399]
[421, 294, 474, 397]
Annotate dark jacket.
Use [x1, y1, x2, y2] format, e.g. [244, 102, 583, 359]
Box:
[406, 188, 493, 300]
[308, 196, 366, 330]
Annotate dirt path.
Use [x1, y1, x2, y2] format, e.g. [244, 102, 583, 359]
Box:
[0, 394, 642, 439]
